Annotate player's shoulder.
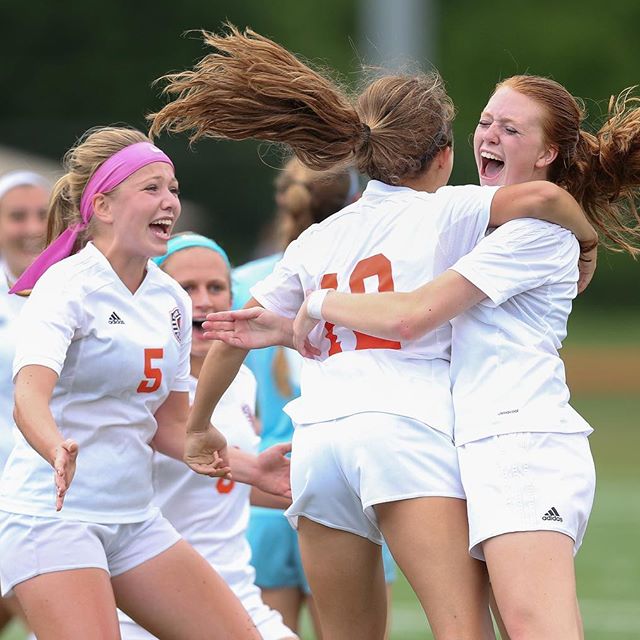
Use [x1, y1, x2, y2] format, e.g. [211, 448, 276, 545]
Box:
[34, 244, 114, 299]
[492, 218, 577, 244]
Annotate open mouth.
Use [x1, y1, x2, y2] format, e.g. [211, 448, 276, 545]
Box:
[480, 152, 505, 180]
[192, 318, 205, 336]
[149, 218, 172, 240]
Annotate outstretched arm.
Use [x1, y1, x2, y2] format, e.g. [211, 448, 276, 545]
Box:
[14, 365, 78, 511]
[293, 270, 486, 354]
[203, 305, 294, 350]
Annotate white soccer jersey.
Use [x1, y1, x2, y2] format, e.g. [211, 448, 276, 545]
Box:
[119, 368, 294, 639]
[0, 242, 191, 523]
[449, 218, 592, 445]
[251, 180, 499, 437]
[151, 368, 258, 559]
[0, 262, 26, 470]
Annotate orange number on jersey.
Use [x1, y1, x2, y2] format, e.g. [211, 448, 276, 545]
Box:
[319, 253, 401, 356]
[216, 478, 235, 494]
[321, 273, 342, 355]
[349, 254, 401, 351]
[137, 348, 164, 393]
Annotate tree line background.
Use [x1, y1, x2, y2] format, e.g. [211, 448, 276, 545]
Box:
[1, 0, 638, 311]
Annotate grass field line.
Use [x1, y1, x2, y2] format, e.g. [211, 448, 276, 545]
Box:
[388, 598, 640, 635]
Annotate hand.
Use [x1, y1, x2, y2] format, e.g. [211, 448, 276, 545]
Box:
[577, 239, 598, 294]
[53, 438, 78, 511]
[254, 443, 292, 499]
[184, 426, 232, 479]
[203, 308, 294, 349]
[292, 297, 322, 358]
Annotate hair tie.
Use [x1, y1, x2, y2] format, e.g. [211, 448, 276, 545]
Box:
[360, 123, 371, 146]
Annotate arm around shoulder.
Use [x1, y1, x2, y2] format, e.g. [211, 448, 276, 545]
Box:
[490, 181, 597, 246]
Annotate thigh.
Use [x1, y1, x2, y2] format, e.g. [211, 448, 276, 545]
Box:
[15, 568, 119, 640]
[375, 497, 495, 640]
[297, 516, 387, 640]
[112, 540, 260, 640]
[483, 531, 581, 640]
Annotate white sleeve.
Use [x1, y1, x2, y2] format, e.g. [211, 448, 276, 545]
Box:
[170, 289, 192, 392]
[436, 185, 500, 264]
[249, 237, 307, 318]
[12, 269, 82, 379]
[450, 219, 579, 305]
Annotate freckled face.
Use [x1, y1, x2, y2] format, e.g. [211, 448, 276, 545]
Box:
[474, 86, 556, 187]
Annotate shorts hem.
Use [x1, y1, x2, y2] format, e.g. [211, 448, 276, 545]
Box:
[2, 564, 110, 598]
[469, 527, 578, 561]
[286, 511, 383, 545]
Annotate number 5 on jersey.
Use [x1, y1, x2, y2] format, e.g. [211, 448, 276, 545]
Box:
[321, 254, 401, 355]
[137, 348, 164, 393]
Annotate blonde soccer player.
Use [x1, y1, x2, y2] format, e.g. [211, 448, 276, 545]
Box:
[0, 128, 261, 640]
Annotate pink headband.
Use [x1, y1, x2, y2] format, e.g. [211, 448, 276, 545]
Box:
[10, 141, 174, 294]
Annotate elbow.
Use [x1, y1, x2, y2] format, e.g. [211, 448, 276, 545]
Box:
[392, 312, 427, 342]
[536, 181, 564, 213]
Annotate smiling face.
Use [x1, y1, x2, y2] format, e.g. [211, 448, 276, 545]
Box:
[95, 162, 180, 259]
[0, 184, 49, 276]
[474, 86, 558, 187]
[162, 247, 232, 360]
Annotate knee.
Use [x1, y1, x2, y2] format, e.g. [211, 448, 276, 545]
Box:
[497, 601, 581, 640]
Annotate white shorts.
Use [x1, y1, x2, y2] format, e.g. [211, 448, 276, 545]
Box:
[286, 412, 465, 544]
[0, 509, 181, 596]
[457, 431, 595, 561]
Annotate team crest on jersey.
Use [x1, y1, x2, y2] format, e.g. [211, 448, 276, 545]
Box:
[170, 307, 182, 343]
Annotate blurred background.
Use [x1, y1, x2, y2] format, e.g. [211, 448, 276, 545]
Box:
[1, 0, 638, 638]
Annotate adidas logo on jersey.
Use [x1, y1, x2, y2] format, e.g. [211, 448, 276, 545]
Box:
[108, 311, 125, 325]
[542, 507, 563, 522]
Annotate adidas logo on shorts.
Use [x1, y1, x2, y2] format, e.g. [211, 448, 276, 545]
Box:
[108, 311, 125, 325]
[542, 506, 563, 522]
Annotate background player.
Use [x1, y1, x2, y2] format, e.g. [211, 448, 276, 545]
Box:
[118, 231, 297, 640]
[0, 170, 50, 636]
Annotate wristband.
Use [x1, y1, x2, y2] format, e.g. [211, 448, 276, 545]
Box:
[306, 289, 332, 320]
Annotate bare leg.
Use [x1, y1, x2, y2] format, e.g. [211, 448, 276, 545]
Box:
[375, 497, 495, 640]
[490, 586, 510, 639]
[305, 594, 323, 639]
[112, 540, 260, 640]
[14, 568, 120, 640]
[484, 531, 582, 640]
[297, 517, 387, 640]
